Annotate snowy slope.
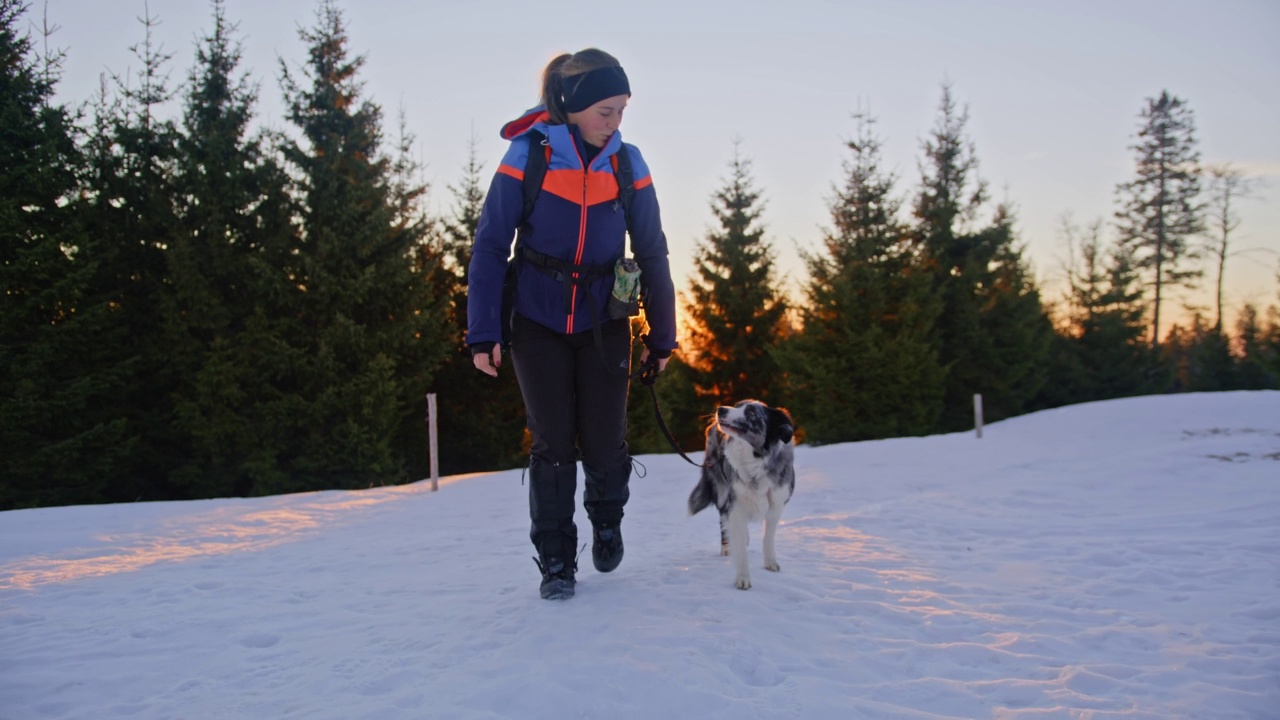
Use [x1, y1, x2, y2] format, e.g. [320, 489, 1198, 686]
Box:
[2, 391, 1277, 719]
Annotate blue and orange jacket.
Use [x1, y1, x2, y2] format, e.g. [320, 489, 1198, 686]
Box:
[466, 105, 677, 354]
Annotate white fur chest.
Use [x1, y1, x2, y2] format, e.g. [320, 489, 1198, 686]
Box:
[723, 438, 773, 520]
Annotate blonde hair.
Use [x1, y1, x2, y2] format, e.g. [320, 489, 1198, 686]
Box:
[540, 48, 624, 125]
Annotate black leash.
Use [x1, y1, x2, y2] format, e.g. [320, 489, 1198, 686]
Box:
[637, 357, 709, 468]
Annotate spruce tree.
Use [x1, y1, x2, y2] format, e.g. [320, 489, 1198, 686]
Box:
[69, 7, 184, 502]
[778, 112, 943, 443]
[1266, 281, 1280, 383]
[384, 109, 456, 481]
[1164, 314, 1235, 392]
[1078, 228, 1156, 398]
[1040, 217, 1157, 407]
[683, 145, 787, 406]
[1115, 91, 1204, 349]
[278, 1, 448, 490]
[432, 138, 527, 473]
[0, 0, 138, 508]
[164, 0, 302, 497]
[911, 85, 1052, 430]
[1233, 304, 1276, 389]
[440, 136, 485, 284]
[972, 208, 1054, 419]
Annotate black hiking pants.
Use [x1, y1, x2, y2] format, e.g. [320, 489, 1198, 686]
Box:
[510, 312, 633, 564]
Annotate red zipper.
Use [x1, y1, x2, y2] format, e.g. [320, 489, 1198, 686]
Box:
[566, 146, 590, 334]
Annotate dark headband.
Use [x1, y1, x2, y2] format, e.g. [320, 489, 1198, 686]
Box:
[561, 65, 631, 114]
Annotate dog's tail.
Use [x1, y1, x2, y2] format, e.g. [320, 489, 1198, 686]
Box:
[688, 472, 716, 516]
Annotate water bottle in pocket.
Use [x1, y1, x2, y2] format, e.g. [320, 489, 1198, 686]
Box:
[608, 258, 642, 319]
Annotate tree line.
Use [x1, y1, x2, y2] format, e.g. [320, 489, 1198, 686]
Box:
[656, 87, 1278, 450]
[3, 0, 1277, 510]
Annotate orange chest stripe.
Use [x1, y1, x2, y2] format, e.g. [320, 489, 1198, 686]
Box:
[541, 168, 621, 207]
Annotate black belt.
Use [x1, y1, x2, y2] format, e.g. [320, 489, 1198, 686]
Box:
[517, 246, 627, 378]
[520, 246, 612, 314]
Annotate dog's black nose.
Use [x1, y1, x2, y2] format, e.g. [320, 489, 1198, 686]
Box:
[717, 407, 728, 419]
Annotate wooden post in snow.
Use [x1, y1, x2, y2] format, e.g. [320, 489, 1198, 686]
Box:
[974, 393, 984, 439]
[427, 393, 439, 491]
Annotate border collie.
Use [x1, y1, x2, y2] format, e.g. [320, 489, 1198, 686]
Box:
[688, 400, 795, 589]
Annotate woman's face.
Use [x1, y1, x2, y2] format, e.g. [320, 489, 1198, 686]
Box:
[567, 94, 628, 148]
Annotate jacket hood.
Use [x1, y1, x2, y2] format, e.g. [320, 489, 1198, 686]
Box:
[499, 104, 625, 166]
[500, 105, 551, 140]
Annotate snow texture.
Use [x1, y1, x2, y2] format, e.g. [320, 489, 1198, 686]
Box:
[2, 391, 1278, 719]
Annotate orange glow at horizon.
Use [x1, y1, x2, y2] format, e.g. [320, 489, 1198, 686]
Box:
[0, 476, 475, 591]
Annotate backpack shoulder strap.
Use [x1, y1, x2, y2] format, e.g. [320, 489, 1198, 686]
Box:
[611, 143, 637, 233]
[523, 131, 637, 235]
[520, 129, 550, 228]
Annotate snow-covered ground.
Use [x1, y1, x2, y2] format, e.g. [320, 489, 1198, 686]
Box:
[2, 391, 1277, 719]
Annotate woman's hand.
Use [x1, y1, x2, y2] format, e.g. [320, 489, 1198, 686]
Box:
[472, 343, 502, 377]
[638, 346, 668, 374]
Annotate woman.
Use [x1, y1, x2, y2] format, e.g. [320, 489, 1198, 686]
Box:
[467, 49, 678, 600]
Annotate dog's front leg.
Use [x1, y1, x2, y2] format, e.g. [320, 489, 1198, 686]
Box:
[727, 512, 752, 589]
[718, 512, 730, 556]
[762, 498, 784, 572]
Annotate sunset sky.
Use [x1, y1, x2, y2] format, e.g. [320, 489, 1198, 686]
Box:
[36, 0, 1280, 333]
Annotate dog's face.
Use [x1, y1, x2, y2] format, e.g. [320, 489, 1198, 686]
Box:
[715, 400, 794, 449]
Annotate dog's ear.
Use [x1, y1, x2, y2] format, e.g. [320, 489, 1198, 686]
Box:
[769, 407, 794, 444]
[777, 423, 794, 444]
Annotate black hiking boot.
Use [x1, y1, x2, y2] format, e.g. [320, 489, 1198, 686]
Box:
[591, 522, 624, 573]
[533, 557, 576, 600]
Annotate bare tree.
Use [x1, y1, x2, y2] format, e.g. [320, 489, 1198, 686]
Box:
[1203, 163, 1261, 331]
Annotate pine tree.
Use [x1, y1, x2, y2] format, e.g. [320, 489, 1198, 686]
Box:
[278, 1, 448, 491]
[911, 85, 1052, 430]
[164, 0, 302, 498]
[1040, 217, 1158, 407]
[64, 6, 185, 502]
[0, 0, 139, 508]
[440, 135, 485, 285]
[778, 112, 943, 443]
[1115, 91, 1204, 349]
[1265, 279, 1280, 383]
[1164, 314, 1235, 392]
[683, 144, 787, 406]
[1233, 304, 1277, 389]
[432, 137, 527, 473]
[973, 208, 1055, 418]
[384, 108, 456, 481]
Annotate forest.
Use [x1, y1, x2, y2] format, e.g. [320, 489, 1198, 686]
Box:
[3, 0, 1277, 510]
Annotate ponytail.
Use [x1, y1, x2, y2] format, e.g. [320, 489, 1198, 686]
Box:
[540, 53, 573, 124]
[539, 49, 626, 125]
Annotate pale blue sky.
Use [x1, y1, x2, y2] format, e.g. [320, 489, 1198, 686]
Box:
[34, 0, 1280, 330]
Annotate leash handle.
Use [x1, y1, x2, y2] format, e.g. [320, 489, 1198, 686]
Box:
[639, 356, 661, 387]
[637, 364, 707, 469]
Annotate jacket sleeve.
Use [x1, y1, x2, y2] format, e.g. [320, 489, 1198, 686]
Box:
[465, 140, 529, 347]
[623, 144, 679, 354]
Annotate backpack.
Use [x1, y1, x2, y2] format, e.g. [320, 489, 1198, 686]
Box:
[500, 129, 639, 345]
